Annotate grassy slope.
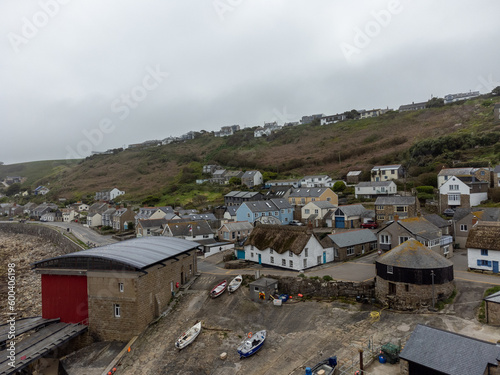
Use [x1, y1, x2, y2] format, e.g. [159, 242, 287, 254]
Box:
[2, 96, 500, 204]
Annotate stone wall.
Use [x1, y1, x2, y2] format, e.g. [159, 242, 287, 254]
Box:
[486, 301, 500, 326]
[87, 250, 197, 341]
[399, 359, 409, 375]
[375, 276, 455, 310]
[439, 193, 471, 213]
[0, 223, 82, 253]
[276, 276, 375, 299]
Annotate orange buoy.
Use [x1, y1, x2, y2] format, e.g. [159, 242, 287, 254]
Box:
[128, 347, 131, 352]
[248, 332, 253, 338]
[298, 293, 303, 298]
[112, 368, 117, 372]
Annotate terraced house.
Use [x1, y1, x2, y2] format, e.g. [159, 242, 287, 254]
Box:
[236, 199, 293, 225]
[288, 187, 338, 207]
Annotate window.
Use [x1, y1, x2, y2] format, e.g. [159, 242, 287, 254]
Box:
[270, 256, 274, 264]
[314, 209, 319, 214]
[203, 234, 209, 238]
[377, 215, 385, 220]
[289, 260, 293, 268]
[247, 213, 250, 218]
[449, 184, 459, 191]
[396, 206, 407, 212]
[387, 265, 393, 274]
[289, 251, 293, 257]
[311, 198, 316, 202]
[305, 209, 310, 214]
[389, 282, 396, 295]
[477, 259, 492, 267]
[304, 248, 308, 257]
[282, 259, 286, 266]
[380, 234, 390, 244]
[326, 197, 331, 202]
[405, 284, 409, 292]
[254, 213, 258, 218]
[460, 224, 468, 232]
[347, 246, 354, 256]
[114, 304, 121, 317]
[443, 246, 449, 255]
[317, 256, 322, 265]
[303, 259, 307, 268]
[270, 249, 273, 254]
[251, 252, 254, 257]
[251, 245, 254, 250]
[481, 249, 488, 256]
[399, 236, 409, 245]
[119, 283, 124, 293]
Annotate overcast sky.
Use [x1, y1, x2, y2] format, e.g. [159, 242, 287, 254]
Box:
[1, 0, 499, 164]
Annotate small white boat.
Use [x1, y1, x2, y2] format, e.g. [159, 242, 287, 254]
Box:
[228, 275, 242, 293]
[175, 321, 202, 349]
[210, 279, 227, 298]
[237, 330, 266, 358]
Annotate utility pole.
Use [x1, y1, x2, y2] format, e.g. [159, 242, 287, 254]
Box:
[431, 270, 436, 310]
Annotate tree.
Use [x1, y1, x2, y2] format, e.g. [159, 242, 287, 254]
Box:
[344, 109, 360, 119]
[426, 97, 444, 108]
[332, 181, 346, 193]
[492, 86, 500, 96]
[228, 177, 241, 186]
[6, 183, 21, 196]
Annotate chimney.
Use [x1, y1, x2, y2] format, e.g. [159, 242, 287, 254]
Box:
[472, 216, 478, 226]
[394, 214, 399, 222]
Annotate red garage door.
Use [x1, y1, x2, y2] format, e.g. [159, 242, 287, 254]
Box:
[41, 274, 88, 324]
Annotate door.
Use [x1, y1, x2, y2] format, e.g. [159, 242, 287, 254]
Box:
[236, 250, 245, 259]
[323, 251, 326, 264]
[493, 261, 499, 274]
[258, 254, 262, 265]
[335, 217, 345, 228]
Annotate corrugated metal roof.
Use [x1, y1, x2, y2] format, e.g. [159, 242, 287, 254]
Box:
[374, 196, 416, 205]
[328, 229, 376, 248]
[400, 324, 500, 375]
[485, 290, 500, 304]
[37, 237, 198, 270]
[356, 181, 394, 187]
[289, 188, 332, 198]
[222, 221, 254, 231]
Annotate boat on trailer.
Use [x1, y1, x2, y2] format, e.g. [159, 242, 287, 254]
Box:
[237, 330, 266, 358]
[306, 356, 337, 375]
[228, 275, 242, 293]
[175, 321, 202, 349]
[210, 279, 227, 298]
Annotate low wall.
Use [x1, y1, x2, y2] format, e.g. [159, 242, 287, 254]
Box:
[0, 223, 83, 254]
[276, 276, 375, 299]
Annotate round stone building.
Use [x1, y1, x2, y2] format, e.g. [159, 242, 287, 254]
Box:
[375, 239, 454, 310]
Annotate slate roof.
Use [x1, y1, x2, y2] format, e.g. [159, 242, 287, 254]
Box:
[400, 324, 500, 375]
[225, 191, 260, 199]
[485, 290, 500, 304]
[327, 229, 377, 248]
[346, 171, 362, 176]
[221, 221, 254, 231]
[356, 181, 394, 188]
[138, 218, 168, 228]
[377, 239, 453, 269]
[398, 217, 442, 241]
[495, 165, 500, 173]
[33, 237, 198, 271]
[424, 214, 450, 229]
[289, 187, 332, 198]
[243, 199, 292, 213]
[438, 167, 474, 176]
[188, 213, 217, 221]
[241, 170, 259, 179]
[453, 207, 472, 222]
[335, 204, 369, 218]
[372, 164, 401, 170]
[225, 206, 239, 216]
[245, 225, 321, 255]
[374, 196, 416, 205]
[166, 221, 213, 237]
[466, 222, 500, 250]
[306, 201, 336, 209]
[474, 207, 500, 222]
[265, 186, 291, 198]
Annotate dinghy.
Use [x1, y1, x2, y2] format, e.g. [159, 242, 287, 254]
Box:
[237, 330, 266, 358]
[306, 356, 337, 375]
[174, 321, 202, 349]
[228, 275, 242, 293]
[210, 279, 227, 298]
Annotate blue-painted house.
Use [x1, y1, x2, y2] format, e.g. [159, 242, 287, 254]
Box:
[236, 199, 294, 225]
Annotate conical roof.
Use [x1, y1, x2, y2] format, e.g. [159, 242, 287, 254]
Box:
[377, 239, 453, 269]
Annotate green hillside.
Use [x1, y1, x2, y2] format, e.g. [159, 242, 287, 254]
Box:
[2, 95, 500, 208]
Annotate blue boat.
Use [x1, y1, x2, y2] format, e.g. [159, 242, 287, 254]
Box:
[305, 356, 337, 375]
[237, 330, 266, 358]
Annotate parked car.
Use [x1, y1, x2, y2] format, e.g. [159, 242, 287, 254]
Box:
[289, 220, 304, 226]
[443, 208, 455, 217]
[361, 220, 378, 229]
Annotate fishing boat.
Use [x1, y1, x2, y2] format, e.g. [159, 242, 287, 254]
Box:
[174, 321, 202, 350]
[210, 279, 227, 298]
[228, 275, 242, 293]
[237, 330, 266, 358]
[306, 356, 337, 375]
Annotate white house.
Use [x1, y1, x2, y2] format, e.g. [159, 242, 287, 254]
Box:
[241, 225, 333, 271]
[87, 212, 102, 227]
[466, 222, 500, 274]
[301, 201, 336, 221]
[439, 176, 488, 213]
[95, 188, 125, 201]
[355, 181, 397, 198]
[241, 170, 263, 188]
[299, 175, 333, 188]
[62, 209, 77, 222]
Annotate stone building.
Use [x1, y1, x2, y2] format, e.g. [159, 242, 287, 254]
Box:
[484, 291, 500, 326]
[33, 237, 198, 341]
[375, 239, 454, 310]
[374, 196, 420, 224]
